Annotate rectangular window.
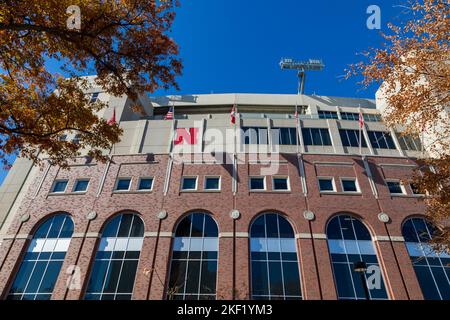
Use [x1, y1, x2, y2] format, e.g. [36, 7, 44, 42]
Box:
[386, 181, 405, 195]
[51, 180, 68, 193]
[181, 177, 198, 191]
[138, 178, 153, 191]
[397, 134, 422, 152]
[242, 127, 269, 145]
[89, 92, 100, 103]
[272, 127, 297, 145]
[301, 128, 332, 146]
[58, 135, 67, 142]
[340, 112, 359, 121]
[204, 177, 221, 191]
[341, 179, 359, 193]
[318, 178, 335, 192]
[250, 177, 266, 191]
[368, 131, 396, 149]
[410, 183, 423, 195]
[115, 178, 131, 191]
[363, 113, 382, 122]
[318, 111, 338, 119]
[273, 177, 289, 191]
[72, 134, 81, 145]
[73, 179, 89, 193]
[339, 129, 367, 148]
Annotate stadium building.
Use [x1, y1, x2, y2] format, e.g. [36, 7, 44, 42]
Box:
[0, 77, 448, 300]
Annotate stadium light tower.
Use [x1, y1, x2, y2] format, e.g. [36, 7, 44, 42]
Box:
[280, 58, 325, 94]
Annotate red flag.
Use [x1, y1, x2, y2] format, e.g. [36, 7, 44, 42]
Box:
[294, 109, 299, 121]
[359, 112, 365, 129]
[230, 105, 237, 124]
[107, 107, 116, 125]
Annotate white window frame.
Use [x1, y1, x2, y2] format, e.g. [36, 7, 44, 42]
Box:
[409, 183, 425, 196]
[72, 178, 90, 193]
[272, 176, 290, 192]
[204, 176, 221, 191]
[137, 177, 154, 192]
[114, 177, 132, 192]
[385, 179, 406, 195]
[51, 179, 69, 194]
[181, 176, 198, 191]
[340, 177, 360, 193]
[318, 177, 336, 193]
[249, 176, 266, 191]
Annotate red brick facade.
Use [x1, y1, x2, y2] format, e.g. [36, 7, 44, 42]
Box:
[0, 153, 426, 300]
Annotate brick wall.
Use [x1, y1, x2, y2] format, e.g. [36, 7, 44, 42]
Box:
[0, 153, 426, 300]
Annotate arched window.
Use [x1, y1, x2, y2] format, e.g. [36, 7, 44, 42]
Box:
[250, 213, 302, 300]
[402, 217, 450, 300]
[167, 213, 218, 300]
[327, 215, 388, 300]
[84, 213, 144, 300]
[7, 213, 74, 300]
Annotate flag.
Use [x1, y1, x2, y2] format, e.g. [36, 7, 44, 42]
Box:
[107, 107, 116, 125]
[230, 104, 237, 124]
[294, 108, 299, 121]
[359, 112, 365, 129]
[165, 106, 174, 120]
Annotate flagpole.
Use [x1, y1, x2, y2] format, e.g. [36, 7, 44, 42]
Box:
[295, 105, 299, 154]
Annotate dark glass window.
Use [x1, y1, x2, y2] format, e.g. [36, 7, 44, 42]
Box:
[386, 181, 404, 194]
[397, 134, 422, 152]
[368, 131, 396, 149]
[273, 178, 289, 191]
[318, 111, 338, 119]
[182, 177, 197, 190]
[272, 128, 297, 146]
[8, 214, 74, 300]
[250, 177, 265, 190]
[402, 218, 450, 300]
[138, 178, 153, 191]
[318, 178, 334, 192]
[341, 112, 359, 121]
[168, 213, 219, 300]
[52, 180, 68, 193]
[204, 177, 220, 190]
[84, 214, 144, 300]
[363, 114, 382, 122]
[327, 215, 388, 300]
[250, 213, 302, 300]
[342, 179, 358, 192]
[115, 178, 131, 191]
[89, 92, 100, 103]
[242, 127, 269, 145]
[339, 129, 367, 148]
[301, 128, 332, 146]
[73, 179, 89, 192]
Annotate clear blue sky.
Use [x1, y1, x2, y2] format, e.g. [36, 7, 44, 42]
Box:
[0, 0, 407, 186]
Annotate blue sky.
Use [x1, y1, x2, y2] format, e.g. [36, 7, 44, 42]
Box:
[0, 0, 407, 186]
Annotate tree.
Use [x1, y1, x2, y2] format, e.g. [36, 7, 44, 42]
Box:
[348, 0, 449, 251]
[0, 0, 182, 168]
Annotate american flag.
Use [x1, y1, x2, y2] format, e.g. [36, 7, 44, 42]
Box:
[359, 112, 365, 129]
[165, 106, 174, 120]
[230, 104, 237, 124]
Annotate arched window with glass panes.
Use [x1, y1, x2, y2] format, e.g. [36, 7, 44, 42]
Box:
[402, 217, 450, 300]
[7, 213, 74, 300]
[84, 213, 144, 300]
[326, 215, 388, 300]
[250, 213, 302, 300]
[167, 212, 219, 300]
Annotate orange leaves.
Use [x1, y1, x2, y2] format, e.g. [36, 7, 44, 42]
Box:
[0, 0, 180, 169]
[349, 0, 450, 250]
